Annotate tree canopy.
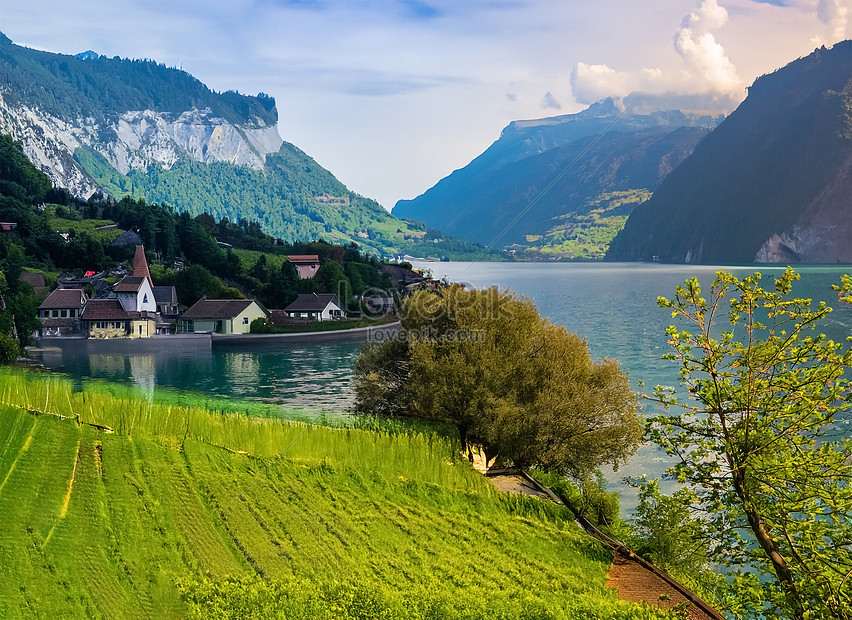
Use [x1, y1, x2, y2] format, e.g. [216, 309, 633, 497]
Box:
[355, 285, 641, 479]
[645, 268, 852, 619]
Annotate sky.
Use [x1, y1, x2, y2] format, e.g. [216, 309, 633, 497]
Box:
[0, 0, 848, 209]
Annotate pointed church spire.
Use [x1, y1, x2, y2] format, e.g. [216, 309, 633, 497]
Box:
[132, 245, 153, 288]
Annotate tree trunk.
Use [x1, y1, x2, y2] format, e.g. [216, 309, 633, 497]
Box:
[732, 468, 804, 619]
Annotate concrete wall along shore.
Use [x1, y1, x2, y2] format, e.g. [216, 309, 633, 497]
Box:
[32, 322, 401, 352]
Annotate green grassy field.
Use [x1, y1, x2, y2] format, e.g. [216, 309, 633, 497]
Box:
[0, 370, 671, 619]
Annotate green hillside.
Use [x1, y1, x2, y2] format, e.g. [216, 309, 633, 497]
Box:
[0, 371, 669, 619]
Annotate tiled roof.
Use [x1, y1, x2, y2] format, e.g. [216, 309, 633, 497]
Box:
[286, 254, 320, 263]
[21, 271, 46, 288]
[114, 276, 146, 293]
[111, 230, 143, 247]
[81, 299, 138, 321]
[152, 285, 178, 304]
[180, 298, 260, 320]
[39, 288, 87, 310]
[132, 245, 153, 287]
[284, 293, 341, 312]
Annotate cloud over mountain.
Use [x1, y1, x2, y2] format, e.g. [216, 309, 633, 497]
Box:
[571, 0, 744, 110]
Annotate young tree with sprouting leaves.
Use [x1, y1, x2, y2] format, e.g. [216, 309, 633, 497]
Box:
[646, 268, 852, 619]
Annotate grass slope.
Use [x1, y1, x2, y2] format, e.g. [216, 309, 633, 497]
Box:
[0, 371, 670, 619]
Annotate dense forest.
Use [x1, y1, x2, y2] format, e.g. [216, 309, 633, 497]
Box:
[0, 31, 276, 127]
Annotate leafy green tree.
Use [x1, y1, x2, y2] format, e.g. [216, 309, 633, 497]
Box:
[170, 264, 225, 307]
[646, 268, 852, 619]
[313, 260, 351, 301]
[355, 285, 641, 479]
[0, 135, 51, 203]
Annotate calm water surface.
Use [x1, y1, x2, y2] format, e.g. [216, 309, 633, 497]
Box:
[31, 262, 852, 509]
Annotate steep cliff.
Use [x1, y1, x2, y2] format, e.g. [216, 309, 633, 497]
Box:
[0, 31, 279, 197]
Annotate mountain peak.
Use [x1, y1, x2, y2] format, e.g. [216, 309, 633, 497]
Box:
[75, 50, 100, 60]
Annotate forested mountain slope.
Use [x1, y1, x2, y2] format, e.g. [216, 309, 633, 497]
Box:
[393, 99, 720, 258]
[607, 41, 852, 264]
[0, 33, 488, 259]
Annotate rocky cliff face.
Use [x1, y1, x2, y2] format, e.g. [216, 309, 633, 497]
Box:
[0, 92, 282, 199]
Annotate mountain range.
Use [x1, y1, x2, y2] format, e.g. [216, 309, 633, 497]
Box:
[396, 42, 851, 265]
[3, 29, 849, 265]
[607, 40, 852, 264]
[393, 98, 722, 258]
[0, 32, 487, 259]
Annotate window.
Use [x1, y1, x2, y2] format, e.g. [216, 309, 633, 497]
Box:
[243, 317, 249, 324]
[70, 309, 76, 317]
[60, 310, 67, 318]
[52, 310, 59, 317]
[143, 294, 148, 303]
[139, 325, 143, 335]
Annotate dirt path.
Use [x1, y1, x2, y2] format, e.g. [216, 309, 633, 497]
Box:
[471, 450, 721, 619]
[606, 551, 717, 619]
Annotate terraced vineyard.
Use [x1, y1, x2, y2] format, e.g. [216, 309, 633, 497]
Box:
[0, 371, 670, 619]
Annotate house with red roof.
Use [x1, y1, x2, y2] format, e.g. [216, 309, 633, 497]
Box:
[286, 255, 321, 279]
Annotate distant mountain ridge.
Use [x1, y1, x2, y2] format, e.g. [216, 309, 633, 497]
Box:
[0, 32, 489, 259]
[392, 99, 721, 257]
[607, 41, 852, 264]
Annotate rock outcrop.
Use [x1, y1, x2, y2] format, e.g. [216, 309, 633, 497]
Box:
[0, 92, 282, 199]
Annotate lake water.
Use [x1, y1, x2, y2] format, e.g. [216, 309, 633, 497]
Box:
[29, 262, 852, 509]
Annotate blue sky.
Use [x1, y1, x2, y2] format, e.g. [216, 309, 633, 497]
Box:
[0, 0, 847, 209]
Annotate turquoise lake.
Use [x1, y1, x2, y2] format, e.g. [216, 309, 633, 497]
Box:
[29, 262, 852, 509]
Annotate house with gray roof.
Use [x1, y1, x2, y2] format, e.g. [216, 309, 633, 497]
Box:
[283, 293, 345, 322]
[179, 298, 268, 334]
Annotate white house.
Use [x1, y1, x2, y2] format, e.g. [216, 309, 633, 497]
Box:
[114, 245, 157, 313]
[284, 293, 345, 321]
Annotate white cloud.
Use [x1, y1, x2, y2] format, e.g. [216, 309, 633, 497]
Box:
[684, 0, 730, 33]
[674, 29, 743, 94]
[572, 0, 744, 108]
[571, 63, 633, 103]
[817, 0, 849, 40]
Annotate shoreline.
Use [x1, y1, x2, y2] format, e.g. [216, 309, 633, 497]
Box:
[28, 322, 401, 354]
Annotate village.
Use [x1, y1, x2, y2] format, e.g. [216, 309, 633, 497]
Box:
[36, 245, 437, 341]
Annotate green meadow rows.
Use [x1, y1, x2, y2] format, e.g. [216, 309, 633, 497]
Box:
[0, 370, 672, 619]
